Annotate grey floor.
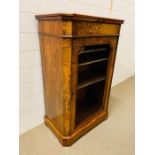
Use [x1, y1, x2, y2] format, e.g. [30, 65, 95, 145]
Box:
[20, 76, 135, 155]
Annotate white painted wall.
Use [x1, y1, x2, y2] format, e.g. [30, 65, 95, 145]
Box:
[19, 0, 135, 134]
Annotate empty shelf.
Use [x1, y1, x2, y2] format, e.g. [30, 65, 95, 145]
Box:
[77, 76, 106, 90]
[80, 48, 108, 54]
[78, 58, 108, 67]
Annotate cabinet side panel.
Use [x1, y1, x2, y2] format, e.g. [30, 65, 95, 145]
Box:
[38, 20, 72, 36]
[39, 35, 64, 134]
[39, 21, 63, 35]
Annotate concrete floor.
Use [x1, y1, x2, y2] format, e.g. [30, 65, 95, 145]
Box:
[20, 77, 135, 155]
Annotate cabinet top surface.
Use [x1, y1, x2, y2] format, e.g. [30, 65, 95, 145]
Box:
[35, 13, 124, 24]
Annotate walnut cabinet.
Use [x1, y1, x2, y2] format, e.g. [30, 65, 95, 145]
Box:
[35, 13, 124, 146]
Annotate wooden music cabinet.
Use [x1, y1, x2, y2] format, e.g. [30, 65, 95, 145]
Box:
[35, 13, 124, 146]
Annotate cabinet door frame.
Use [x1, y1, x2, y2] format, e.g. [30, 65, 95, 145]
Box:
[70, 37, 119, 133]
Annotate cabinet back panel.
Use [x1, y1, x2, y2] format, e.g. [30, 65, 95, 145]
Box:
[76, 81, 105, 126]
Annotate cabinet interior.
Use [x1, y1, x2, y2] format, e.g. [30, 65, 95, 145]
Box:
[76, 44, 110, 127]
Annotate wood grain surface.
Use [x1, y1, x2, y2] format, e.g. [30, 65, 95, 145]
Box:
[36, 13, 124, 146]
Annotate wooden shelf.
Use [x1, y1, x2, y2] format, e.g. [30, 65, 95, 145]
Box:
[78, 58, 108, 67]
[77, 76, 106, 90]
[80, 48, 108, 54]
